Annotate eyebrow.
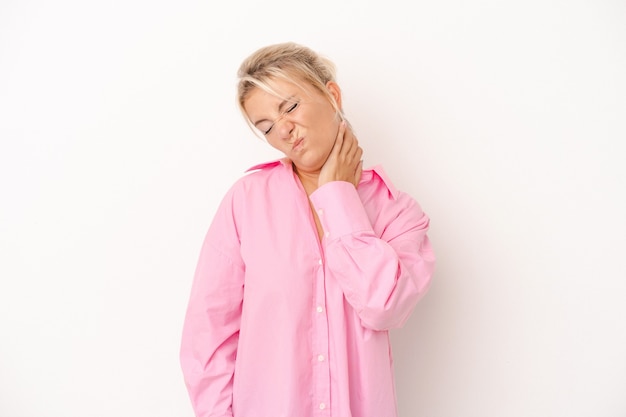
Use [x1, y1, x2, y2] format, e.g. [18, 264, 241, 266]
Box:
[252, 96, 295, 128]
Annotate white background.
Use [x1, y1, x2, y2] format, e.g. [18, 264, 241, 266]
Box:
[1, 0, 625, 416]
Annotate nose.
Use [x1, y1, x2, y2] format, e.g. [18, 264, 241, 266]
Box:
[273, 115, 295, 140]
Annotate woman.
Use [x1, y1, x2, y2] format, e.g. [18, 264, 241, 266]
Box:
[180, 42, 435, 417]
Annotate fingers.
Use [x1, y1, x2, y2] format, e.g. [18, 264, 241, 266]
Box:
[337, 121, 360, 163]
[329, 120, 347, 159]
[340, 123, 363, 188]
[354, 159, 364, 188]
[318, 120, 364, 188]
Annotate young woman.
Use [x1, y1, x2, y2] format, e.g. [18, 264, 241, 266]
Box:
[180, 42, 435, 417]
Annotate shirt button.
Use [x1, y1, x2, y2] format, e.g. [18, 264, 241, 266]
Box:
[318, 209, 323, 216]
[324, 231, 330, 238]
[316, 306, 323, 313]
[318, 354, 325, 362]
[319, 403, 326, 410]
[318, 259, 322, 265]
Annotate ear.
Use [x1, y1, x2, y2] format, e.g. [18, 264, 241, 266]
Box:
[326, 81, 342, 109]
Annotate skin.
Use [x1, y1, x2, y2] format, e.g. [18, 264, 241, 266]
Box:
[243, 77, 364, 197]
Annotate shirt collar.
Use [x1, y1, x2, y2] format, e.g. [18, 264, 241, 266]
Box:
[245, 158, 398, 200]
[245, 158, 291, 172]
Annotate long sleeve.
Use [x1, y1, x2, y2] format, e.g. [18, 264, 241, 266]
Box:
[180, 188, 245, 417]
[309, 179, 435, 331]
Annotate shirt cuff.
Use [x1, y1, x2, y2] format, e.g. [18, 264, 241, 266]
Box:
[309, 181, 374, 240]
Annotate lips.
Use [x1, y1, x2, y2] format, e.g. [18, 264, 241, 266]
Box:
[292, 137, 304, 151]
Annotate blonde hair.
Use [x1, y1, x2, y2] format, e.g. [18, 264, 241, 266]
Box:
[237, 42, 342, 133]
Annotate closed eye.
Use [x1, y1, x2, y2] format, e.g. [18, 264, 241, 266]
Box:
[286, 102, 299, 113]
[260, 100, 300, 136]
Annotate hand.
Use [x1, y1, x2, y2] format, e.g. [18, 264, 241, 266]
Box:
[318, 120, 363, 188]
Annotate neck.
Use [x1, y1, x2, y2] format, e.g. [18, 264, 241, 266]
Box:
[293, 165, 320, 195]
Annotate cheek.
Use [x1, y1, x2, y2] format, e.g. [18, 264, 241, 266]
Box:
[310, 108, 337, 131]
[266, 137, 285, 152]
[323, 117, 341, 144]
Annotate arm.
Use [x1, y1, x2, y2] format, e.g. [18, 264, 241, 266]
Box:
[312, 120, 434, 330]
[180, 188, 244, 417]
[310, 180, 434, 331]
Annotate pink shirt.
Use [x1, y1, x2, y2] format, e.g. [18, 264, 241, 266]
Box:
[180, 159, 435, 417]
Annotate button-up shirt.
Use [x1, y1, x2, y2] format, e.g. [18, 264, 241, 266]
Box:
[180, 159, 435, 417]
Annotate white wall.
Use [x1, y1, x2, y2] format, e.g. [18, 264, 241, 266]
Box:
[1, 1, 624, 416]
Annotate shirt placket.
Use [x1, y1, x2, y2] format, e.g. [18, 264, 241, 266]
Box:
[291, 169, 333, 416]
[312, 252, 331, 416]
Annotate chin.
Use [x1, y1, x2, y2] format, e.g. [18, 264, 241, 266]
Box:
[292, 158, 323, 174]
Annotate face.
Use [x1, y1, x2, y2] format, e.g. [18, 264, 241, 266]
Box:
[243, 77, 342, 175]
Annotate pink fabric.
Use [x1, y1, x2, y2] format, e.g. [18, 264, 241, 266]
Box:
[180, 159, 435, 417]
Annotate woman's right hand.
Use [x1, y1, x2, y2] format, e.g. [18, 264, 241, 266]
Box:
[318, 121, 364, 189]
